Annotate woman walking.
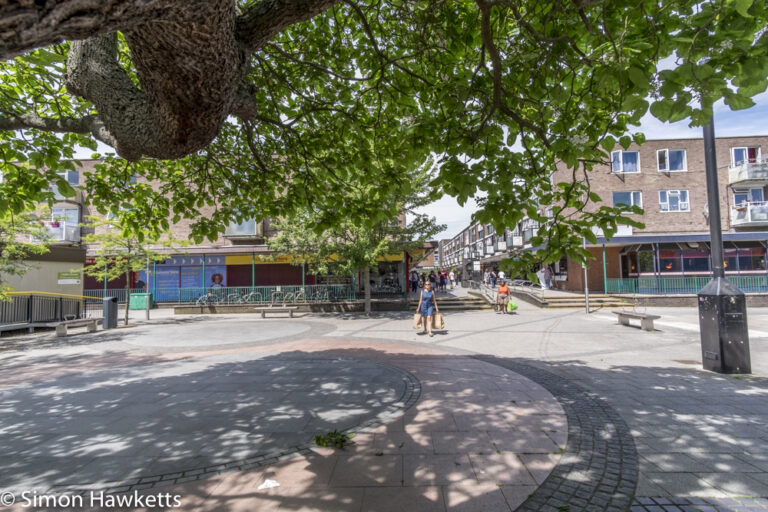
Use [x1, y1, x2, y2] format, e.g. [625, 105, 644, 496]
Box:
[496, 280, 510, 314]
[416, 281, 439, 337]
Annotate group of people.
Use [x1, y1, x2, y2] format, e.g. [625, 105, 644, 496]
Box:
[482, 268, 506, 287]
[409, 268, 460, 293]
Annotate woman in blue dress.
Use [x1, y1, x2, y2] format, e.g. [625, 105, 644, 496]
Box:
[416, 281, 440, 337]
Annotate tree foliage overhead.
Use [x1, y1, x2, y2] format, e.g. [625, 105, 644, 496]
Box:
[1, 0, 767, 272]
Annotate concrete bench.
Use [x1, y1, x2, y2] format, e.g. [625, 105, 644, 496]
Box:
[55, 318, 98, 337]
[255, 306, 299, 318]
[612, 310, 661, 331]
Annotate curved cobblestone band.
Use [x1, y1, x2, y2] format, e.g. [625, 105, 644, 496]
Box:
[54, 357, 421, 496]
[474, 356, 639, 512]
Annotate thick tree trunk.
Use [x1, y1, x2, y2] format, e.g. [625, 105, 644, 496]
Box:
[363, 266, 371, 315]
[0, 0, 341, 160]
[65, 1, 244, 160]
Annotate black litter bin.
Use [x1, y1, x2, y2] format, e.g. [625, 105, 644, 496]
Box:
[698, 277, 751, 374]
[103, 297, 118, 329]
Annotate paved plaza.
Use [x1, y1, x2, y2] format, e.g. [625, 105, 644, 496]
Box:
[1, 292, 768, 511]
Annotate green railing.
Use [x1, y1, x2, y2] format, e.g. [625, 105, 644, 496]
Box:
[606, 276, 768, 294]
[84, 284, 358, 304]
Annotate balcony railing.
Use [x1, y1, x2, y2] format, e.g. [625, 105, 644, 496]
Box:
[728, 156, 768, 184]
[30, 221, 80, 243]
[224, 218, 264, 238]
[494, 240, 507, 253]
[731, 201, 768, 227]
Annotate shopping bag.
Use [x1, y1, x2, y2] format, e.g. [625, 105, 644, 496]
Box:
[507, 301, 518, 312]
[412, 313, 422, 329]
[432, 313, 445, 330]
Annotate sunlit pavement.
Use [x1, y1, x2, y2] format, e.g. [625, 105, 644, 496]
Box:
[1, 304, 768, 511]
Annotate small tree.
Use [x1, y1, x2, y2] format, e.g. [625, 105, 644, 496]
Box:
[0, 210, 50, 299]
[269, 163, 444, 314]
[81, 215, 186, 325]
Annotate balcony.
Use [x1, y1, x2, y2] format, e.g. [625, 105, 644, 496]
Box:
[30, 221, 80, 244]
[731, 201, 768, 227]
[494, 240, 507, 253]
[728, 157, 768, 185]
[224, 218, 264, 239]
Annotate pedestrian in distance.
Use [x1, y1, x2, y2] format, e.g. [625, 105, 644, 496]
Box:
[496, 280, 510, 314]
[416, 281, 439, 337]
[489, 270, 497, 287]
[449, 269, 455, 290]
[410, 270, 419, 293]
[428, 270, 437, 289]
[543, 266, 553, 290]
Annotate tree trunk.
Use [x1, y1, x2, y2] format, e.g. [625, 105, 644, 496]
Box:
[124, 271, 131, 325]
[363, 266, 371, 315]
[1, 0, 341, 160]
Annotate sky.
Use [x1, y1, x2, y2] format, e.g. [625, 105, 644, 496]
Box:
[415, 92, 768, 240]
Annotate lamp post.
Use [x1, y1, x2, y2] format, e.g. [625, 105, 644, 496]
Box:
[697, 116, 751, 374]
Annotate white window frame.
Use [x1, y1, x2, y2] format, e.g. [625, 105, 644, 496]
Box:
[657, 149, 687, 172]
[612, 191, 642, 209]
[659, 189, 690, 212]
[733, 188, 764, 206]
[731, 146, 762, 167]
[611, 150, 641, 174]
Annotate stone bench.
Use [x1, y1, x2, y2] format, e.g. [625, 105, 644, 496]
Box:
[255, 306, 299, 318]
[612, 310, 661, 331]
[55, 318, 98, 337]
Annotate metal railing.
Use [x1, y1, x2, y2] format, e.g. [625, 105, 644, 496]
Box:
[731, 201, 768, 226]
[84, 284, 358, 304]
[728, 156, 768, 184]
[606, 276, 768, 294]
[1, 292, 101, 328]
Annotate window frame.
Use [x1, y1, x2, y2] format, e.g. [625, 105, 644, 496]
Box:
[731, 146, 762, 167]
[656, 149, 688, 172]
[611, 150, 641, 174]
[659, 189, 690, 212]
[612, 190, 643, 209]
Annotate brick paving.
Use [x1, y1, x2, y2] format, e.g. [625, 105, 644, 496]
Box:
[477, 356, 637, 512]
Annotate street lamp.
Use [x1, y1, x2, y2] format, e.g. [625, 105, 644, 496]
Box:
[697, 116, 751, 374]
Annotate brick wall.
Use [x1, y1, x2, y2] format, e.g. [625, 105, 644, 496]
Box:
[553, 135, 768, 235]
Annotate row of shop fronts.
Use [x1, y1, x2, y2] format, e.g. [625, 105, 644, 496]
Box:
[83, 253, 410, 300]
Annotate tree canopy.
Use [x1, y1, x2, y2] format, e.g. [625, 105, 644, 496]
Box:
[1, 0, 767, 271]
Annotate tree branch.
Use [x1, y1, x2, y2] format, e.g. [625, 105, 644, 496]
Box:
[236, 0, 341, 51]
[0, 111, 120, 148]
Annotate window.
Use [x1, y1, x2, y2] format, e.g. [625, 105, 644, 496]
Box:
[659, 190, 690, 212]
[612, 191, 642, 208]
[733, 188, 764, 206]
[657, 149, 687, 171]
[57, 170, 79, 185]
[611, 151, 640, 173]
[731, 147, 761, 166]
[51, 208, 79, 226]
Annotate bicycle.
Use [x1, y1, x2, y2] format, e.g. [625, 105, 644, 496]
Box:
[238, 291, 263, 304]
[195, 292, 221, 306]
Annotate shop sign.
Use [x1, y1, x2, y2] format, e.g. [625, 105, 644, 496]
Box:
[57, 270, 81, 285]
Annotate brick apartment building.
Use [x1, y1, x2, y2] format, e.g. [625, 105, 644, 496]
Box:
[552, 135, 768, 293]
[15, 160, 410, 299]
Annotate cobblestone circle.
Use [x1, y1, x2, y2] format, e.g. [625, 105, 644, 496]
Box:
[475, 356, 639, 512]
[631, 496, 768, 511]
